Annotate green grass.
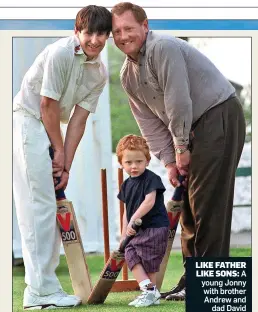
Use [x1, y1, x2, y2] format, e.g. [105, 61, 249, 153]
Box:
[13, 248, 251, 312]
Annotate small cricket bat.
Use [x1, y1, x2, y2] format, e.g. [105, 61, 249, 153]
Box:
[156, 175, 185, 290]
[50, 148, 92, 304]
[87, 219, 142, 304]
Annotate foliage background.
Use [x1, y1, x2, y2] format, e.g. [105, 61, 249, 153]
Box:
[108, 40, 141, 152]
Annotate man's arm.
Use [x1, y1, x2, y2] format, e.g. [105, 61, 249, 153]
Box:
[151, 39, 193, 148]
[40, 96, 64, 177]
[55, 105, 90, 191]
[64, 105, 90, 174]
[128, 96, 176, 166]
[122, 79, 181, 183]
[128, 95, 181, 186]
[151, 39, 193, 176]
[40, 45, 71, 177]
[54, 76, 107, 190]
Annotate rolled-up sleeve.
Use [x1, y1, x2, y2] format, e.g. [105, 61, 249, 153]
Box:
[151, 39, 193, 146]
[128, 95, 176, 165]
[77, 76, 107, 113]
[41, 46, 70, 101]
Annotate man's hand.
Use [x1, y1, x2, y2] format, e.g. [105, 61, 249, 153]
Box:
[166, 162, 180, 187]
[52, 149, 65, 177]
[176, 149, 190, 176]
[55, 171, 69, 191]
[126, 220, 137, 236]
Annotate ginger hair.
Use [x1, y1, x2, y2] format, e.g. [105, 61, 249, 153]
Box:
[116, 134, 151, 164]
[112, 2, 147, 23]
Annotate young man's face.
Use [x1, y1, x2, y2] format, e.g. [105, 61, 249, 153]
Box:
[112, 10, 148, 61]
[75, 28, 109, 60]
[121, 149, 149, 177]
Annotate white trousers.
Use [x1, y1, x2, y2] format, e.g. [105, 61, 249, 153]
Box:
[13, 110, 62, 295]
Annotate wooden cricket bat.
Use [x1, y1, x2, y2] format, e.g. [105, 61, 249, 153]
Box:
[156, 176, 185, 291]
[50, 148, 92, 304]
[87, 219, 142, 304]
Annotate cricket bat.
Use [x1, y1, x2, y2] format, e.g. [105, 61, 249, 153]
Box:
[87, 218, 142, 304]
[156, 175, 185, 290]
[50, 148, 92, 304]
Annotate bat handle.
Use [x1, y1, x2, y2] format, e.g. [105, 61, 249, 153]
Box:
[172, 175, 185, 201]
[49, 147, 66, 200]
[118, 219, 142, 253]
[55, 180, 66, 200]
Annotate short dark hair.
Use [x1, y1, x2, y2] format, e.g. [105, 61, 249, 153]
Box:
[75, 5, 112, 35]
[112, 2, 147, 23]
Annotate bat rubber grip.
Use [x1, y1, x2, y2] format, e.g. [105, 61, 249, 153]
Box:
[119, 219, 142, 253]
[55, 178, 66, 200]
[172, 175, 185, 201]
[49, 147, 66, 200]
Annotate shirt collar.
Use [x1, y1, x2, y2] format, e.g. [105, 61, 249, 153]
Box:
[73, 35, 101, 65]
[129, 169, 148, 180]
[140, 31, 150, 55]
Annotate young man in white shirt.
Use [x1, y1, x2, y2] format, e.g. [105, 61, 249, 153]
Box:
[13, 5, 112, 310]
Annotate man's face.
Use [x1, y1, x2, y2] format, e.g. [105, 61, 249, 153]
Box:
[112, 10, 148, 60]
[75, 28, 109, 60]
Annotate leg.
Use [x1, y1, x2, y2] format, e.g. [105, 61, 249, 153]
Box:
[188, 97, 245, 257]
[131, 263, 149, 283]
[147, 272, 156, 285]
[126, 250, 152, 307]
[166, 98, 245, 301]
[126, 228, 168, 307]
[13, 112, 61, 295]
[13, 112, 81, 309]
[129, 266, 160, 288]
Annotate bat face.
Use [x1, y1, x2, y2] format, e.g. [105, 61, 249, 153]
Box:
[87, 251, 126, 304]
[51, 147, 92, 303]
[168, 210, 181, 229]
[56, 200, 79, 244]
[88, 219, 142, 304]
[167, 199, 183, 231]
[156, 198, 183, 290]
[167, 211, 181, 240]
[101, 251, 125, 280]
[56, 199, 93, 303]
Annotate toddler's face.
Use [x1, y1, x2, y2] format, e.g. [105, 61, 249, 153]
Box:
[121, 149, 149, 177]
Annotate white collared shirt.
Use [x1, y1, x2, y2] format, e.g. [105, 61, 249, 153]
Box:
[13, 35, 108, 123]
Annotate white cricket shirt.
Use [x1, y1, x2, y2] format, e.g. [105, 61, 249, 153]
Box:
[13, 35, 108, 123]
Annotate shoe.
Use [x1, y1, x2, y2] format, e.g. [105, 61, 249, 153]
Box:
[134, 288, 161, 307]
[165, 288, 185, 301]
[23, 287, 82, 310]
[160, 274, 185, 299]
[128, 296, 160, 306]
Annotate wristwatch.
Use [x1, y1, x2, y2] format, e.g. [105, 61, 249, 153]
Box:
[175, 146, 188, 154]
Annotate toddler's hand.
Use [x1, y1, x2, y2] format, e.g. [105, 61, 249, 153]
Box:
[126, 220, 136, 236]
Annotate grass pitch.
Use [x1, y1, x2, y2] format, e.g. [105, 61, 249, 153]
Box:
[13, 248, 251, 312]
